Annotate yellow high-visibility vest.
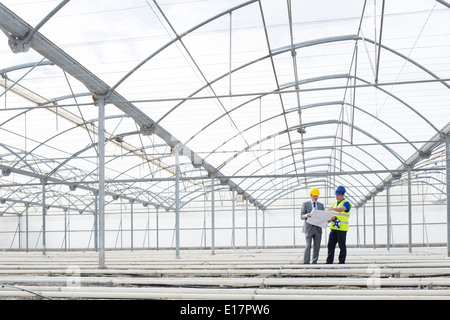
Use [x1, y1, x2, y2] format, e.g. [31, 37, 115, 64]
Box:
[330, 199, 352, 231]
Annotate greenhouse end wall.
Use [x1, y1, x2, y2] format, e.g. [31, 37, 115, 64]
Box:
[0, 204, 446, 251]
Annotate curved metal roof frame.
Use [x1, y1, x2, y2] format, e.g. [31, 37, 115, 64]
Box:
[0, 0, 449, 218]
[0, 1, 267, 210]
[155, 33, 445, 142]
[123, 26, 447, 207]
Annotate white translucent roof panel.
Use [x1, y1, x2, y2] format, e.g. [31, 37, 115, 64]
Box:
[0, 0, 449, 213]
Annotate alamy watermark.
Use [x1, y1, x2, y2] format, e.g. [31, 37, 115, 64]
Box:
[366, 264, 381, 289]
[66, 265, 81, 288]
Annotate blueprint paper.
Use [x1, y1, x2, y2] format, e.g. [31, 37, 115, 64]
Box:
[306, 210, 335, 228]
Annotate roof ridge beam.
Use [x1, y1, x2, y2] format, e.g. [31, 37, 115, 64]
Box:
[0, 4, 261, 210]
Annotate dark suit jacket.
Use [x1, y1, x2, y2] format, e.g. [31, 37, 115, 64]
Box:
[301, 201, 324, 234]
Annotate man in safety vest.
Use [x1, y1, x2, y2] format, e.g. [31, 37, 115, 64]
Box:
[325, 186, 352, 264]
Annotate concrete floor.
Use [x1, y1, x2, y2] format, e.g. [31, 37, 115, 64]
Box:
[0, 247, 449, 299]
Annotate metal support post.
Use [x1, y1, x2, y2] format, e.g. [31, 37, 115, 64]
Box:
[42, 181, 46, 255]
[292, 190, 296, 247]
[64, 208, 68, 251]
[408, 167, 413, 253]
[17, 215, 21, 250]
[130, 199, 134, 251]
[25, 204, 29, 252]
[156, 206, 159, 250]
[211, 175, 215, 255]
[373, 197, 376, 249]
[175, 147, 180, 259]
[446, 136, 450, 257]
[356, 208, 360, 247]
[245, 197, 249, 250]
[363, 204, 366, 248]
[255, 206, 258, 249]
[98, 96, 106, 268]
[145, 206, 150, 248]
[232, 189, 235, 251]
[262, 209, 266, 248]
[386, 184, 391, 251]
[94, 192, 98, 251]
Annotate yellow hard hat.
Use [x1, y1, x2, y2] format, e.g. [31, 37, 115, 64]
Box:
[309, 187, 320, 196]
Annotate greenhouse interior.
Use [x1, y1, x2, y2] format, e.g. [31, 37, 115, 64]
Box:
[0, 0, 449, 273]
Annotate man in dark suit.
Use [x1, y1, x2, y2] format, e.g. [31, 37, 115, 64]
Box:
[300, 187, 324, 264]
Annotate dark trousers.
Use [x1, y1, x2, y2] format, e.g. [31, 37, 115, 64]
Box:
[326, 229, 347, 264]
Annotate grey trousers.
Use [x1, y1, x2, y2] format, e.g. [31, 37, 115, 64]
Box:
[304, 226, 322, 264]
